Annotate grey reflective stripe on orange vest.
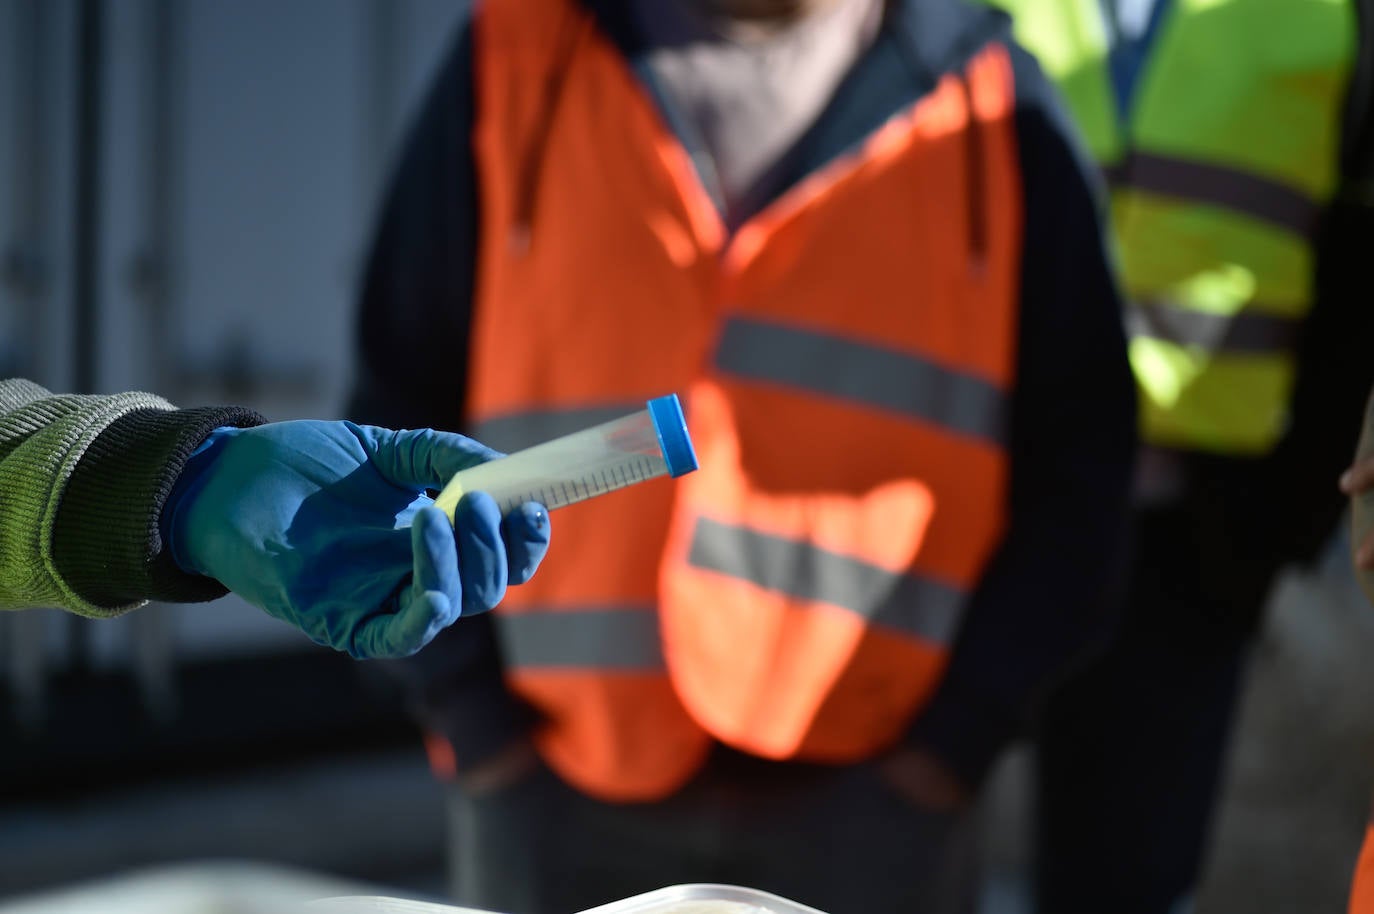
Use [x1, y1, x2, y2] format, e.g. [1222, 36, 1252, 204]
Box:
[687, 517, 965, 643]
[472, 403, 647, 453]
[497, 605, 665, 670]
[714, 316, 1008, 445]
[1128, 299, 1303, 354]
[1103, 151, 1320, 239]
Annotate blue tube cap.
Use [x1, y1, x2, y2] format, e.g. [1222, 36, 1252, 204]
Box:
[647, 394, 699, 478]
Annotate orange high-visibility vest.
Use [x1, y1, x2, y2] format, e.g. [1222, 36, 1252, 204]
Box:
[466, 0, 1022, 802]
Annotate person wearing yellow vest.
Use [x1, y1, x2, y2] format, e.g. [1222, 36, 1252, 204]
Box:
[982, 1, 1374, 911]
[348, 0, 1135, 911]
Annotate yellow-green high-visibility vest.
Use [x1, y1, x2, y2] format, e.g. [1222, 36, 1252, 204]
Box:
[988, 0, 1357, 455]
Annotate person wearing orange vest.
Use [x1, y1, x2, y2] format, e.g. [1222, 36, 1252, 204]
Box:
[348, 1, 1135, 912]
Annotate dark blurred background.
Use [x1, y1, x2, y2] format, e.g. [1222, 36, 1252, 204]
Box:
[4, 2, 1374, 912]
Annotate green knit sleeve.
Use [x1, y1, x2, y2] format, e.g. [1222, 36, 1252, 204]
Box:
[0, 379, 264, 616]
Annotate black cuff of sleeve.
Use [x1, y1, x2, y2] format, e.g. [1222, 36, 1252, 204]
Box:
[51, 405, 267, 610]
[906, 679, 1020, 792]
[419, 670, 538, 776]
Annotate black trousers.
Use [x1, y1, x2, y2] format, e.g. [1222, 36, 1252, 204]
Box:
[1034, 502, 1280, 914]
[446, 745, 979, 914]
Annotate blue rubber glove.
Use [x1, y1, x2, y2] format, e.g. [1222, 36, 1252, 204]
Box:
[162, 421, 550, 659]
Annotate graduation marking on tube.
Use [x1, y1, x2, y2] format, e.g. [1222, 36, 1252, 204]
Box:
[434, 393, 699, 517]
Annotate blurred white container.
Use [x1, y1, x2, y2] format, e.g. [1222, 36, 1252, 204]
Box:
[576, 884, 828, 914]
[314, 884, 828, 914]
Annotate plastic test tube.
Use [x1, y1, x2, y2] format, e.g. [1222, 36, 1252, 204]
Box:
[433, 394, 699, 519]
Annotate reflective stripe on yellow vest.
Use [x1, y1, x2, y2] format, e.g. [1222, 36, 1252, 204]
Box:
[989, 0, 1356, 454]
[467, 0, 1021, 801]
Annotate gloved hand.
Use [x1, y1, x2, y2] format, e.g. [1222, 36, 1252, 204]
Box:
[162, 420, 550, 658]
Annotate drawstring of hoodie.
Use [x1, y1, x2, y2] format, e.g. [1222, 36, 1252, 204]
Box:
[889, 6, 988, 278]
[510, 9, 594, 254]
